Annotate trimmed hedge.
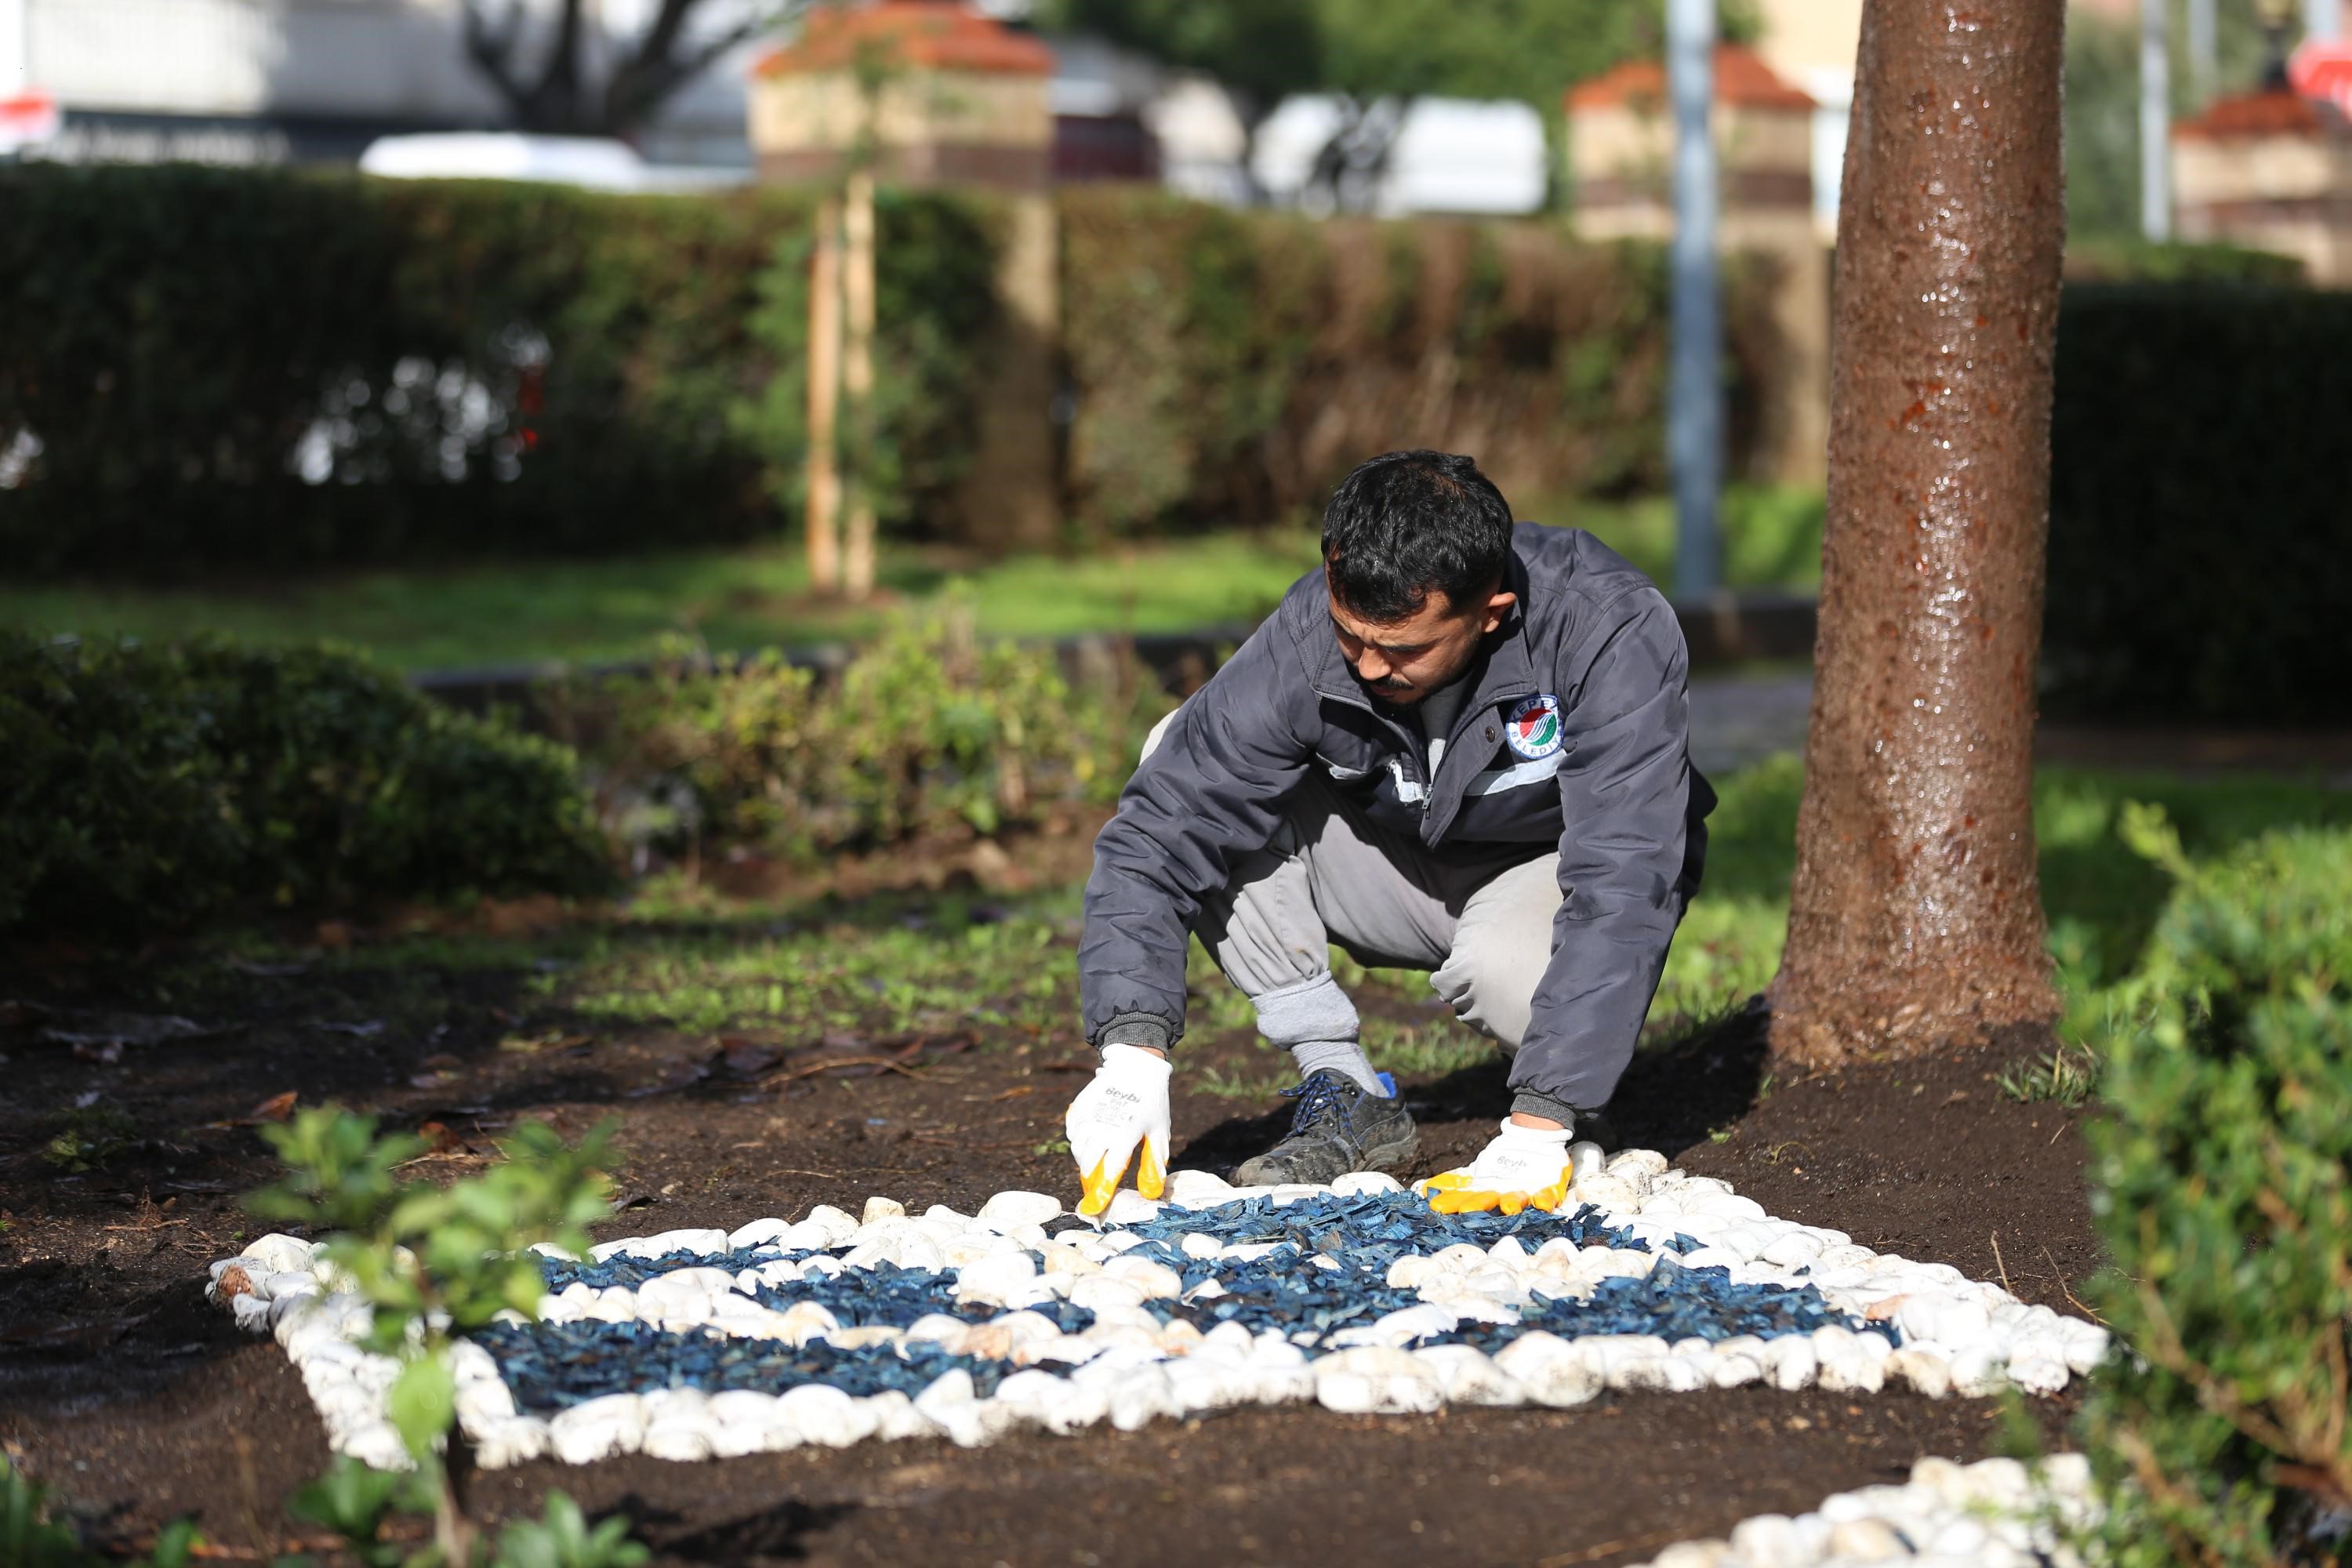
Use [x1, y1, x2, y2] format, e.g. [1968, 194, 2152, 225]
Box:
[0, 633, 612, 935]
[2046, 284, 2352, 724]
[0, 165, 1769, 574]
[1058, 188, 1783, 532]
[0, 166, 998, 574]
[2082, 808, 2352, 1563]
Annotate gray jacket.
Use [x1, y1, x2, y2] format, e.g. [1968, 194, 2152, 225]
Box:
[1079, 524, 1714, 1114]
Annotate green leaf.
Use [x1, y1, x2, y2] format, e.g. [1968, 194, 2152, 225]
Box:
[385, 1354, 456, 1460]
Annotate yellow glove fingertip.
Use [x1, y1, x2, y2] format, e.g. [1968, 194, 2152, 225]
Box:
[1136, 1139, 1166, 1201]
[1419, 1171, 1471, 1192]
[1076, 1154, 1120, 1217]
[1497, 1191, 1529, 1216]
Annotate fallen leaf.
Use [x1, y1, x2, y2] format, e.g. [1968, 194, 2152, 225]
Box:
[248, 1091, 298, 1123]
[421, 1053, 463, 1071]
[416, 1121, 461, 1154]
[992, 1086, 1038, 1102]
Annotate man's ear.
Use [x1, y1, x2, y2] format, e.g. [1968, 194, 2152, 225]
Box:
[1479, 590, 1518, 636]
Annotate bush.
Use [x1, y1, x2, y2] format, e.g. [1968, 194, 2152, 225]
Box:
[2046, 283, 2352, 724]
[2080, 808, 2352, 1563]
[0, 632, 612, 935]
[560, 603, 1172, 863]
[1058, 188, 1780, 535]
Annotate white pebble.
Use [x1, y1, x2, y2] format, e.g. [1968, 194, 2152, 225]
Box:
[1313, 1346, 1444, 1414]
[549, 1393, 645, 1465]
[978, 1190, 1063, 1230]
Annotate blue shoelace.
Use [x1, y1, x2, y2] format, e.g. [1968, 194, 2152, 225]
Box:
[1279, 1071, 1357, 1136]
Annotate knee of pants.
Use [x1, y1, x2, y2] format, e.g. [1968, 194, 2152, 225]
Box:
[1429, 931, 1549, 1054]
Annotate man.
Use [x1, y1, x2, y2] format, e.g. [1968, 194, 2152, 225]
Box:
[1066, 450, 1712, 1216]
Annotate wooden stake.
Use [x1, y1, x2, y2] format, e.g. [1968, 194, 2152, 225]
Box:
[842, 168, 877, 601]
[804, 194, 843, 596]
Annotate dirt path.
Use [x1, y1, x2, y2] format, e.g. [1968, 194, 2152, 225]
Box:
[0, 940, 2092, 1566]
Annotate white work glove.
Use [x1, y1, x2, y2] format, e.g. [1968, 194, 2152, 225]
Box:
[1415, 1120, 1582, 1215]
[1065, 1044, 1172, 1217]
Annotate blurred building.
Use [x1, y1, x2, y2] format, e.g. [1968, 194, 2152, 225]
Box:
[2174, 83, 2352, 283]
[1751, 0, 1860, 240]
[1566, 44, 1829, 488]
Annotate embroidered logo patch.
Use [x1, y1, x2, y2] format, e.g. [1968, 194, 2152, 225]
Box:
[1504, 693, 1564, 760]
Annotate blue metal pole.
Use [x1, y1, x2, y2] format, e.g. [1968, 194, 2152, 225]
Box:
[1668, 0, 1721, 601]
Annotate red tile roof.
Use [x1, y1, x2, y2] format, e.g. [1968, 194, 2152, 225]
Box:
[2173, 88, 2336, 141]
[1566, 45, 1815, 114]
[756, 2, 1054, 78]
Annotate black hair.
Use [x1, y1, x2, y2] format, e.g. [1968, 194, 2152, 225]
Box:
[1319, 449, 1515, 622]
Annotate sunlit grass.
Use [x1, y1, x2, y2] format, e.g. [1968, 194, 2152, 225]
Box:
[1, 487, 1826, 673]
[185, 757, 2349, 1104]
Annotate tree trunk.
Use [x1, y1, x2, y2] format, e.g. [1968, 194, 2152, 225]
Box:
[841, 169, 878, 601]
[1766, 0, 2067, 1069]
[805, 195, 843, 596]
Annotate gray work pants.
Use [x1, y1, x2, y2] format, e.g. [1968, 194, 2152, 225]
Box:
[1192, 773, 1560, 1055]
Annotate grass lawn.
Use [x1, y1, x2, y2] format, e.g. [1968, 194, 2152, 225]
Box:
[221, 757, 2348, 1098]
[0, 488, 1824, 673]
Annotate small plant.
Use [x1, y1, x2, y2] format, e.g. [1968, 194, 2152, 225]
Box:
[249, 1107, 622, 1566]
[2, 1455, 201, 1567]
[1994, 1040, 2103, 1106]
[38, 1105, 135, 1172]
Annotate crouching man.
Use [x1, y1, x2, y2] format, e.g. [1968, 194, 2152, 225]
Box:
[1065, 449, 1713, 1217]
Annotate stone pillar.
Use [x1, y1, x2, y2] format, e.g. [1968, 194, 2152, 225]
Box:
[1567, 45, 1831, 489]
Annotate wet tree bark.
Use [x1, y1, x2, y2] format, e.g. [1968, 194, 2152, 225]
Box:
[1767, 0, 2067, 1067]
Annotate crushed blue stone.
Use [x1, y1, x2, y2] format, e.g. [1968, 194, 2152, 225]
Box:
[1452, 1257, 1886, 1351]
[541, 1244, 802, 1293]
[1123, 1191, 1643, 1276]
[474, 1319, 1016, 1410]
[742, 1261, 1096, 1336]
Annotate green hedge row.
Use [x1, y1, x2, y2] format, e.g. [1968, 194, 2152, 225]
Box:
[1058, 187, 1788, 528]
[2046, 284, 2352, 724]
[0, 165, 1770, 575]
[2082, 808, 2352, 1563]
[0, 633, 612, 935]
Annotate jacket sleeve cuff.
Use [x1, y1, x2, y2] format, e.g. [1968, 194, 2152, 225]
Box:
[1509, 1088, 1583, 1129]
[1096, 1012, 1176, 1053]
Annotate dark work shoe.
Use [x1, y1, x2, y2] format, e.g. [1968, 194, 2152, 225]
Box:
[1232, 1070, 1419, 1185]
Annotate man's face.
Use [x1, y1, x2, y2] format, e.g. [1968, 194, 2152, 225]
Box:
[1327, 581, 1517, 706]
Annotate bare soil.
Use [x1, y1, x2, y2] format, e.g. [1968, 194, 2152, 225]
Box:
[0, 925, 2093, 1567]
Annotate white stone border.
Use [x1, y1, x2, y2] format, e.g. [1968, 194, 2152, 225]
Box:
[1632, 1454, 2099, 1566]
[208, 1151, 2110, 1468]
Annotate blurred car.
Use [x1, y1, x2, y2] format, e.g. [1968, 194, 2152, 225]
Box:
[357, 132, 750, 192]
